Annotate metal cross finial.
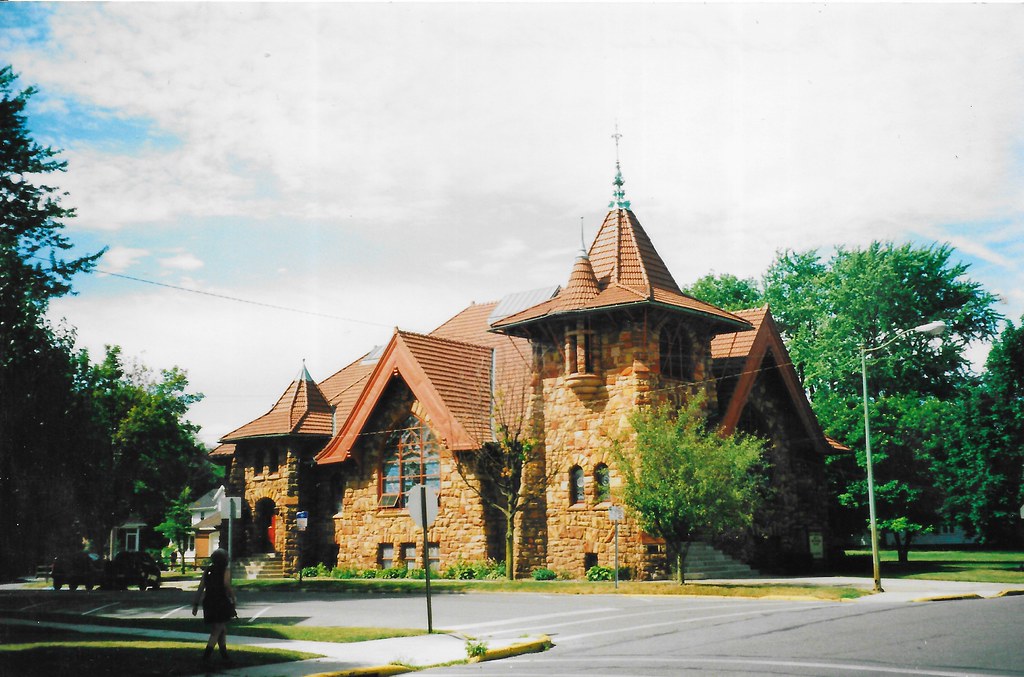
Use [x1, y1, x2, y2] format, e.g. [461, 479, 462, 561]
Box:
[608, 123, 631, 210]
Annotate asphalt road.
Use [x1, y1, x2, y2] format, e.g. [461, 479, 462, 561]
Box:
[2, 587, 1022, 676]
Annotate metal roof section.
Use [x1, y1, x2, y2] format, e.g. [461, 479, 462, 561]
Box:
[487, 285, 561, 325]
[360, 344, 385, 365]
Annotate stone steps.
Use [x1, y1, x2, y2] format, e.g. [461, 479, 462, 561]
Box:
[232, 553, 286, 580]
[681, 542, 759, 580]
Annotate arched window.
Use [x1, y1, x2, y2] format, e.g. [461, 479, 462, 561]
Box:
[569, 465, 585, 505]
[594, 463, 610, 503]
[380, 415, 440, 508]
[660, 325, 695, 381]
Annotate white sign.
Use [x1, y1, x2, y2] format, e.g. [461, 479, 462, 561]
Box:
[407, 485, 439, 529]
[608, 505, 625, 522]
[1020, 503, 1024, 520]
[296, 511, 308, 532]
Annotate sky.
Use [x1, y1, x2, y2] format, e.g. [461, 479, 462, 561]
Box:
[2, 2, 1023, 446]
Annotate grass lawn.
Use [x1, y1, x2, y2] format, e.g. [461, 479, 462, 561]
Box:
[4, 610, 426, 643]
[234, 576, 867, 600]
[843, 549, 1024, 584]
[0, 624, 318, 677]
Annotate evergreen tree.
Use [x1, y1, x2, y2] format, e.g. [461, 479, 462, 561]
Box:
[0, 66, 103, 578]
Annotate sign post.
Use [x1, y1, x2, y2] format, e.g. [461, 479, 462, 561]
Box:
[408, 484, 438, 633]
[608, 505, 624, 589]
[219, 496, 242, 563]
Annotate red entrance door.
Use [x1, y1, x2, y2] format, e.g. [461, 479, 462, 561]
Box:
[267, 515, 277, 551]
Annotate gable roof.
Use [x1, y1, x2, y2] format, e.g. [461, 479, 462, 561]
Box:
[220, 363, 334, 442]
[492, 208, 750, 333]
[316, 329, 494, 464]
[711, 305, 829, 453]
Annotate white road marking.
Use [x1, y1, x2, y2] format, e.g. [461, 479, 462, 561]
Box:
[555, 604, 817, 642]
[81, 602, 119, 616]
[160, 605, 185, 619]
[444, 607, 619, 631]
[246, 606, 272, 623]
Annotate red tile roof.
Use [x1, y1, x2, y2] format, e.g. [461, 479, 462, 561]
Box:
[711, 306, 767, 359]
[492, 208, 750, 332]
[221, 364, 334, 442]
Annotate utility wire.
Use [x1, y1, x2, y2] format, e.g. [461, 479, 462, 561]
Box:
[32, 254, 392, 327]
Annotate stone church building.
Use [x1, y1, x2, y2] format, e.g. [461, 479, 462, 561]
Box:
[211, 168, 834, 578]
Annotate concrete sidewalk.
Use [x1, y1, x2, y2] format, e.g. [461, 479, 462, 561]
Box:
[696, 575, 1024, 603]
[0, 616, 550, 677]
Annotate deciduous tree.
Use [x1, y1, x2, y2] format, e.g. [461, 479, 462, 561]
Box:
[614, 396, 765, 583]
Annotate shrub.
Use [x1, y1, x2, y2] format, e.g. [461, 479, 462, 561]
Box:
[358, 569, 379, 579]
[443, 558, 477, 580]
[300, 566, 320, 578]
[406, 567, 427, 579]
[531, 567, 556, 581]
[379, 566, 406, 579]
[586, 565, 613, 581]
[331, 567, 360, 579]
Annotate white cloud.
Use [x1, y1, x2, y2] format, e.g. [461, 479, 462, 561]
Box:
[11, 2, 1024, 440]
[101, 246, 149, 274]
[159, 252, 204, 272]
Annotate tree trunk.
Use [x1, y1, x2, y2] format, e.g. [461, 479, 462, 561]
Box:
[675, 541, 692, 585]
[895, 532, 913, 564]
[505, 512, 515, 580]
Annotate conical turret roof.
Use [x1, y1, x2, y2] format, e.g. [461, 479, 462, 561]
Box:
[221, 362, 334, 441]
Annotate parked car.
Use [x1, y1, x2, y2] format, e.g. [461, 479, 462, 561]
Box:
[106, 551, 162, 591]
[51, 552, 105, 591]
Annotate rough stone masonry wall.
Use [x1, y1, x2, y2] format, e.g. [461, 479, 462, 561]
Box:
[237, 441, 301, 570]
[331, 397, 491, 571]
[537, 318, 718, 579]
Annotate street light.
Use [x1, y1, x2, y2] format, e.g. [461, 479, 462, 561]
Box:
[860, 320, 946, 593]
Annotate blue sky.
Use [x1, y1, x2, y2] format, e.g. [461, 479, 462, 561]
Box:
[2, 2, 1022, 445]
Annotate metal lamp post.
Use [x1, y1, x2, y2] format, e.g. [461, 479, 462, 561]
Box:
[860, 320, 945, 593]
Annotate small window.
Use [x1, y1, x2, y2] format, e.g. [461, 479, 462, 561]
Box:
[594, 464, 610, 503]
[377, 543, 395, 569]
[378, 494, 400, 509]
[402, 543, 417, 569]
[569, 466, 584, 505]
[267, 449, 279, 475]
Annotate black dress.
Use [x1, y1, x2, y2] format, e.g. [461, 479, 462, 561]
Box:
[201, 564, 234, 624]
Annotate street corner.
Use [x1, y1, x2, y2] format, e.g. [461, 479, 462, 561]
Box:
[469, 635, 554, 663]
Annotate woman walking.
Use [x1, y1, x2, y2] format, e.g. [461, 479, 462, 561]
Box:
[192, 548, 237, 664]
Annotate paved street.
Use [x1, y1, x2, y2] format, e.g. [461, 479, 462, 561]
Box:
[2, 587, 1023, 676]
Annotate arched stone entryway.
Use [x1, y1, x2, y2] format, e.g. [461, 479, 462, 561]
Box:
[254, 498, 278, 553]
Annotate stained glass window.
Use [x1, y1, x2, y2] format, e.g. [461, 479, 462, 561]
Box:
[380, 414, 440, 508]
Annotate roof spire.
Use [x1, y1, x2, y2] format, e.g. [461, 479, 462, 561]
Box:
[609, 122, 631, 211]
[579, 216, 587, 256]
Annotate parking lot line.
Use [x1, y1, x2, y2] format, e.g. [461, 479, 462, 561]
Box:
[246, 606, 272, 623]
[160, 605, 186, 619]
[82, 602, 120, 616]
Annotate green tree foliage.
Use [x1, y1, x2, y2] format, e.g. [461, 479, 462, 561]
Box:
[155, 488, 194, 574]
[0, 66, 103, 578]
[615, 396, 765, 583]
[682, 273, 764, 311]
[761, 243, 1001, 557]
[74, 345, 214, 548]
[935, 318, 1024, 545]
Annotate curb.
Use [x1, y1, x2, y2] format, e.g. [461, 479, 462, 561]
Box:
[995, 589, 1024, 597]
[470, 635, 553, 663]
[910, 593, 983, 603]
[306, 666, 411, 677]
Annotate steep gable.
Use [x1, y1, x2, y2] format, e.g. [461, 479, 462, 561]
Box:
[317, 330, 494, 464]
[711, 305, 828, 453]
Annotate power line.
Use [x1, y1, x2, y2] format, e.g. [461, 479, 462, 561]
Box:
[33, 254, 392, 327]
